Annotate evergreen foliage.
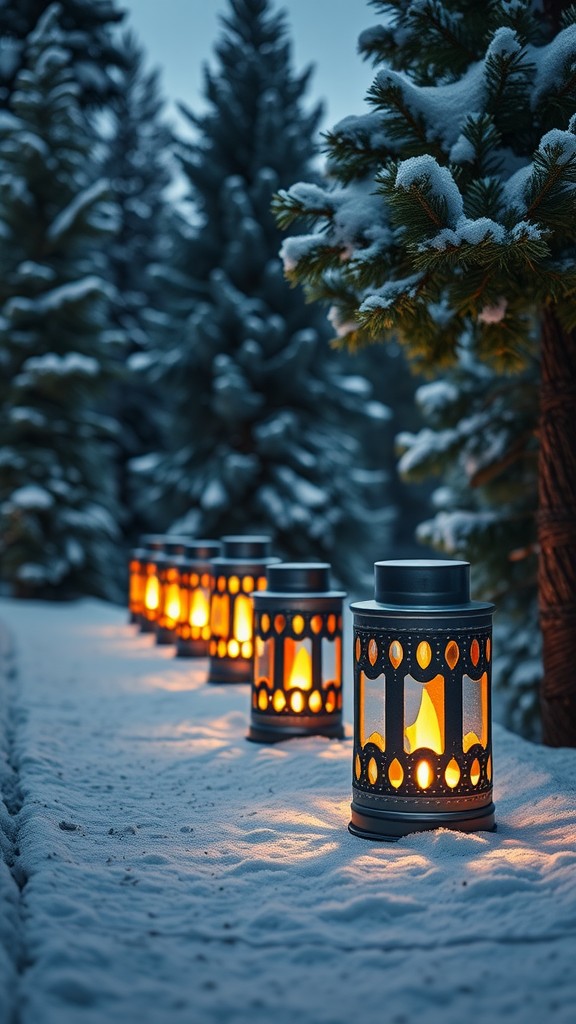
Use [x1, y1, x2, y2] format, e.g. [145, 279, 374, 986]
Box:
[0, 0, 125, 111]
[102, 31, 175, 541]
[137, 0, 395, 585]
[274, 0, 576, 742]
[0, 6, 123, 598]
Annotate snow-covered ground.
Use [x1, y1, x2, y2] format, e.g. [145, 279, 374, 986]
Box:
[0, 597, 575, 1024]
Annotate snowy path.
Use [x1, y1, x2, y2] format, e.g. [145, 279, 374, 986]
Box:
[0, 597, 575, 1024]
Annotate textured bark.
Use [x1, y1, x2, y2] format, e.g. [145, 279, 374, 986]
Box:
[538, 309, 576, 746]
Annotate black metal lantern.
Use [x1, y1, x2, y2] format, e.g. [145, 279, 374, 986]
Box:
[248, 563, 346, 743]
[128, 546, 147, 624]
[138, 535, 167, 633]
[175, 540, 222, 657]
[350, 559, 495, 840]
[155, 538, 192, 645]
[208, 536, 278, 683]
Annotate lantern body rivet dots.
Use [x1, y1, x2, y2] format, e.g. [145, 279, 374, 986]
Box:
[350, 560, 495, 841]
[208, 536, 278, 683]
[248, 563, 345, 743]
[175, 541, 221, 657]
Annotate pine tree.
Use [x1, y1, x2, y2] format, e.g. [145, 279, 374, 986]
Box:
[102, 31, 176, 541]
[396, 356, 541, 738]
[0, 5, 122, 599]
[0, 0, 125, 111]
[137, 0, 394, 585]
[274, 0, 576, 746]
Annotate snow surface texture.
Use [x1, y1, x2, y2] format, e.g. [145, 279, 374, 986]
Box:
[0, 598, 575, 1024]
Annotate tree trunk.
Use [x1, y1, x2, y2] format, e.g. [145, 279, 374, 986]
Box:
[538, 308, 576, 745]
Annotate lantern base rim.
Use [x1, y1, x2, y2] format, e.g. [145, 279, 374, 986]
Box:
[208, 657, 252, 684]
[155, 627, 178, 645]
[349, 799, 496, 840]
[175, 639, 209, 658]
[138, 618, 156, 634]
[247, 716, 345, 744]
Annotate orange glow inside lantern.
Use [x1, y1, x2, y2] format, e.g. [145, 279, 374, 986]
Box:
[164, 581, 181, 627]
[128, 556, 144, 614]
[190, 588, 210, 628]
[404, 674, 444, 755]
[172, 543, 220, 657]
[233, 594, 253, 643]
[144, 571, 160, 615]
[248, 563, 345, 742]
[285, 639, 312, 691]
[350, 559, 495, 840]
[207, 536, 275, 683]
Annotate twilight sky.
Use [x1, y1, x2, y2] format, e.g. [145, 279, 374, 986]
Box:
[121, 0, 376, 138]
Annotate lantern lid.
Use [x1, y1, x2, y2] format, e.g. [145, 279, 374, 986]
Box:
[221, 536, 272, 559]
[374, 559, 472, 608]
[161, 535, 192, 555]
[266, 562, 335, 594]
[182, 539, 221, 559]
[139, 534, 167, 551]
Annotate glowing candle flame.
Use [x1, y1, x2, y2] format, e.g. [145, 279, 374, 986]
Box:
[286, 646, 312, 691]
[144, 575, 159, 612]
[416, 759, 434, 789]
[165, 583, 181, 624]
[233, 595, 252, 643]
[189, 589, 209, 628]
[405, 687, 442, 754]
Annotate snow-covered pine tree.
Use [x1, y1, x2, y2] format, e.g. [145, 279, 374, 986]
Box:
[102, 31, 176, 541]
[137, 0, 394, 585]
[0, 0, 124, 111]
[0, 5, 123, 599]
[274, 0, 576, 746]
[396, 355, 541, 738]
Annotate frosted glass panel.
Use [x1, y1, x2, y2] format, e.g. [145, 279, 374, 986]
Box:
[254, 637, 274, 688]
[322, 637, 341, 687]
[360, 672, 385, 750]
[462, 672, 488, 751]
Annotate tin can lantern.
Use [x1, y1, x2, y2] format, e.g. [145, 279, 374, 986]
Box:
[248, 563, 345, 743]
[128, 545, 147, 624]
[155, 537, 192, 645]
[208, 536, 278, 683]
[350, 559, 495, 840]
[175, 540, 222, 657]
[138, 535, 167, 633]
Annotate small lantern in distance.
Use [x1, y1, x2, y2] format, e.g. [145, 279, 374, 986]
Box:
[155, 538, 192, 645]
[248, 563, 345, 743]
[350, 559, 495, 840]
[208, 536, 278, 683]
[138, 535, 167, 633]
[175, 540, 221, 657]
[128, 545, 147, 624]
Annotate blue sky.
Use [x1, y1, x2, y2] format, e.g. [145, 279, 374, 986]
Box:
[122, 0, 376, 137]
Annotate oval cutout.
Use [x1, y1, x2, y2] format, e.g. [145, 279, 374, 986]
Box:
[470, 758, 481, 786]
[389, 640, 403, 669]
[368, 639, 378, 666]
[367, 757, 378, 785]
[445, 757, 460, 788]
[470, 638, 480, 667]
[388, 758, 404, 789]
[417, 641, 432, 670]
[445, 640, 459, 670]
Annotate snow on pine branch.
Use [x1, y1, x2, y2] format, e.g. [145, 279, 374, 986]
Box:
[5, 277, 115, 319]
[47, 181, 113, 244]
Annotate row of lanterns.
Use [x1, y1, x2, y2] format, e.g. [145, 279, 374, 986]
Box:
[129, 535, 496, 840]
